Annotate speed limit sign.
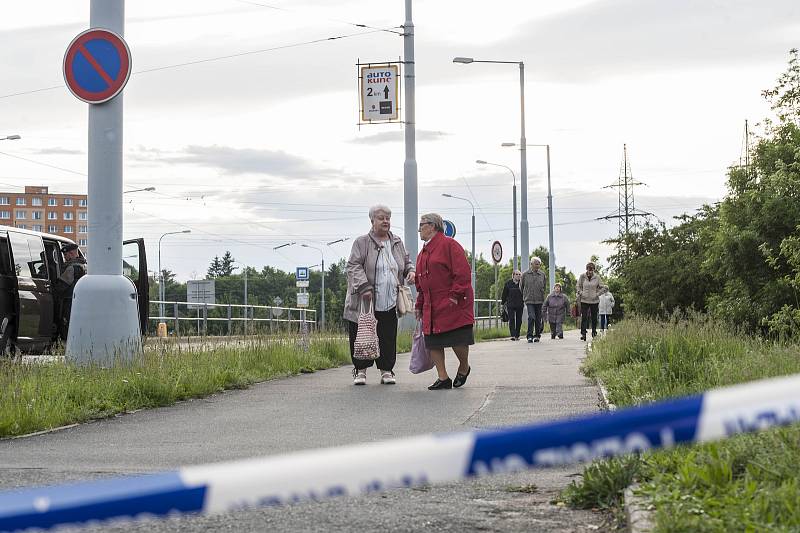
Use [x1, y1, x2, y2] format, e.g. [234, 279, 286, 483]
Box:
[491, 241, 503, 264]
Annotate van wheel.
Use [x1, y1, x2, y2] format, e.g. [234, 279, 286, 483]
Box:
[0, 318, 16, 359]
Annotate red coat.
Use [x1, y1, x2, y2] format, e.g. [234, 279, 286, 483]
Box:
[415, 231, 475, 335]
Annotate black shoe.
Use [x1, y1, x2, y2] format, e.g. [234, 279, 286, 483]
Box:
[534, 337, 540, 343]
[428, 377, 452, 390]
[580, 334, 586, 341]
[551, 334, 556, 339]
[592, 331, 597, 338]
[453, 367, 471, 388]
[527, 338, 533, 343]
[558, 334, 564, 339]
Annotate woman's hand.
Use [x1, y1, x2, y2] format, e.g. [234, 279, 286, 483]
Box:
[449, 297, 458, 305]
[415, 309, 422, 320]
[406, 271, 416, 284]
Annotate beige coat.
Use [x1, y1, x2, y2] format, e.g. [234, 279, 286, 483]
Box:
[576, 272, 608, 304]
[343, 231, 414, 323]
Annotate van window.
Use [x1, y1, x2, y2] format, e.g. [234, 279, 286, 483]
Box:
[8, 232, 48, 279]
[0, 238, 11, 276]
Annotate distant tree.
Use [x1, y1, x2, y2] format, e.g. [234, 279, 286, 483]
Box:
[220, 251, 236, 277]
[207, 256, 222, 278]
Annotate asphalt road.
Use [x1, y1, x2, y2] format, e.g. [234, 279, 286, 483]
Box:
[1, 330, 608, 532]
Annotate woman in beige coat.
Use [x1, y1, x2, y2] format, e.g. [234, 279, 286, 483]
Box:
[344, 205, 415, 385]
[576, 261, 608, 341]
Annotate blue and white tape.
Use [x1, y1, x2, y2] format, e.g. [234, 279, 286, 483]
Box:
[2, 373, 800, 532]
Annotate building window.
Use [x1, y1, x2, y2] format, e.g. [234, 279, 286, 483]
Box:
[78, 211, 87, 220]
[15, 210, 25, 219]
[15, 198, 25, 206]
[17, 224, 26, 229]
[78, 239, 87, 246]
[48, 225, 58, 233]
[63, 212, 74, 221]
[48, 212, 57, 220]
[79, 199, 87, 207]
[32, 225, 43, 232]
[0, 197, 8, 205]
[32, 211, 42, 220]
[63, 198, 73, 206]
[78, 225, 88, 233]
[64, 225, 73, 233]
[48, 198, 57, 206]
[0, 211, 9, 219]
[31, 198, 42, 206]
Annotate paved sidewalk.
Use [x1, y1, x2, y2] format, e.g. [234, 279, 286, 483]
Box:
[0, 329, 606, 532]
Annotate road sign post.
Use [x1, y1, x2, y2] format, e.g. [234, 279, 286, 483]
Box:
[358, 63, 400, 123]
[443, 220, 457, 238]
[65, 1, 141, 366]
[492, 241, 503, 328]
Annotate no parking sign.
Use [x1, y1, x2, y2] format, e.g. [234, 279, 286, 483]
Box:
[63, 28, 131, 104]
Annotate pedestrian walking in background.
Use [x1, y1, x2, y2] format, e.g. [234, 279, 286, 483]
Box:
[520, 257, 547, 343]
[415, 213, 475, 390]
[576, 262, 608, 341]
[543, 283, 570, 339]
[501, 270, 524, 340]
[599, 290, 615, 332]
[344, 204, 415, 386]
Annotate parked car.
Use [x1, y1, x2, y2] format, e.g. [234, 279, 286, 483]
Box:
[0, 226, 148, 355]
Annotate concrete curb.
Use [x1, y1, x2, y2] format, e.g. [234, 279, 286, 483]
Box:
[624, 485, 655, 533]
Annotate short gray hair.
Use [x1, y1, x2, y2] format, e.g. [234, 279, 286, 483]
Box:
[531, 257, 542, 265]
[420, 213, 444, 233]
[369, 204, 392, 221]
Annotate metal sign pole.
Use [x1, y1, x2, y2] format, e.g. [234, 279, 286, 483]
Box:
[66, 0, 141, 365]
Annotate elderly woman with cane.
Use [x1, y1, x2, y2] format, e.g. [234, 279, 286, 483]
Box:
[415, 213, 475, 390]
[344, 204, 415, 385]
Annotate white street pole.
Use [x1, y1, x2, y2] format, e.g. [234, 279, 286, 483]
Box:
[476, 160, 517, 271]
[545, 145, 555, 291]
[158, 230, 191, 325]
[518, 62, 529, 269]
[301, 244, 325, 330]
[403, 0, 418, 268]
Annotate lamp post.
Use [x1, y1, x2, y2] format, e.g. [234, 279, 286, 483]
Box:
[0, 135, 21, 141]
[454, 57, 528, 267]
[301, 244, 325, 330]
[326, 237, 350, 246]
[503, 142, 555, 291]
[123, 186, 155, 194]
[158, 230, 190, 325]
[442, 193, 476, 315]
[477, 159, 518, 272]
[231, 261, 249, 335]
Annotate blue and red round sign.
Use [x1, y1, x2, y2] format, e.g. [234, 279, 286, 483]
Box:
[63, 28, 131, 104]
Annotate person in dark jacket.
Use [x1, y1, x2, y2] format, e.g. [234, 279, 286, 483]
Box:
[55, 242, 87, 340]
[415, 213, 475, 390]
[501, 270, 524, 340]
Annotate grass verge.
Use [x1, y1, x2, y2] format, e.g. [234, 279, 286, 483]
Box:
[561, 315, 800, 531]
[0, 335, 349, 438]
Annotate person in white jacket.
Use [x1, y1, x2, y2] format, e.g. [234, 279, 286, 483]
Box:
[598, 291, 615, 332]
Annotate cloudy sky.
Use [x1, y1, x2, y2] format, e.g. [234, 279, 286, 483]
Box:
[1, 0, 798, 283]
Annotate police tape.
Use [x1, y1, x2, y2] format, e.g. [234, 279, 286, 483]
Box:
[2, 373, 800, 532]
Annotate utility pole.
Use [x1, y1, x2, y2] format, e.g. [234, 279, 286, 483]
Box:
[403, 0, 418, 268]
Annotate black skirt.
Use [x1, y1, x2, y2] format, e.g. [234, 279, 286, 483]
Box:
[424, 324, 475, 349]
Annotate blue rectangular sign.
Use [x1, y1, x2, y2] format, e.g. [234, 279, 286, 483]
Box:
[296, 267, 309, 281]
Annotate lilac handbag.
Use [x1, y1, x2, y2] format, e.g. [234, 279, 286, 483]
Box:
[409, 320, 434, 374]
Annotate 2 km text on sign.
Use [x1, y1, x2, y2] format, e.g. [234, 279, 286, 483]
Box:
[63, 28, 131, 104]
[359, 64, 399, 123]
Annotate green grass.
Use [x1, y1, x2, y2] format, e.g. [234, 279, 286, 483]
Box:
[562, 315, 800, 531]
[0, 335, 349, 438]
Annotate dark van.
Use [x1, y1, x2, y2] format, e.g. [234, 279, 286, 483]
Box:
[0, 226, 148, 355]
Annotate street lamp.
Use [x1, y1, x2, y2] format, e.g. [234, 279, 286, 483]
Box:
[477, 159, 518, 271]
[442, 193, 476, 315]
[326, 237, 350, 246]
[454, 57, 529, 267]
[158, 229, 191, 330]
[0, 135, 21, 141]
[503, 142, 555, 291]
[301, 244, 325, 330]
[273, 242, 295, 251]
[123, 186, 155, 194]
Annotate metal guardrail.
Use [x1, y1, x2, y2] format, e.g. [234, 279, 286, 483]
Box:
[150, 300, 317, 336]
[475, 298, 502, 329]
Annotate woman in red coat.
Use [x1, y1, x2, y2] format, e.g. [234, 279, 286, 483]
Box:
[415, 212, 475, 390]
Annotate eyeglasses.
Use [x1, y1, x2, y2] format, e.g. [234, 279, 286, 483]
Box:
[418, 222, 431, 230]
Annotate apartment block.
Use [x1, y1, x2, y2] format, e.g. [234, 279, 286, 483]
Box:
[0, 186, 88, 251]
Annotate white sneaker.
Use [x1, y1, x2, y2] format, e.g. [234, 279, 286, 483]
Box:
[352, 368, 367, 386]
[380, 371, 396, 385]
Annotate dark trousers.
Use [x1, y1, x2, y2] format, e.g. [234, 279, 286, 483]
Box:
[348, 308, 398, 371]
[549, 322, 563, 337]
[508, 307, 523, 338]
[600, 314, 610, 330]
[526, 303, 543, 339]
[581, 303, 600, 337]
